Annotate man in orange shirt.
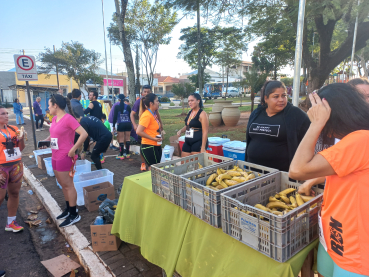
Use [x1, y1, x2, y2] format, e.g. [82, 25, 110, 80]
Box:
[289, 83, 369, 277]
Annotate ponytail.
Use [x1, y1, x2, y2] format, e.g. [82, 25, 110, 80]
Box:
[141, 93, 157, 114]
[51, 94, 76, 118]
[139, 98, 146, 117]
[66, 98, 76, 119]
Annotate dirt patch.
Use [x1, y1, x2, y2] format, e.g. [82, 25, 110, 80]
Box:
[208, 111, 250, 134]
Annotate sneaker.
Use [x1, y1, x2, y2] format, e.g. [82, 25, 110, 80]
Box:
[86, 151, 92, 156]
[101, 159, 105, 164]
[5, 220, 24, 232]
[116, 155, 124, 160]
[40, 128, 45, 131]
[59, 214, 81, 228]
[0, 270, 6, 277]
[36, 129, 41, 132]
[126, 154, 131, 159]
[141, 163, 146, 171]
[56, 209, 69, 220]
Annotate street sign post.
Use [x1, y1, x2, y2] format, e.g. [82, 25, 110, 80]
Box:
[14, 54, 38, 150]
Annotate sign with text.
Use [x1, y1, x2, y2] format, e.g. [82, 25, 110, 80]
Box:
[103, 78, 124, 87]
[13, 54, 38, 81]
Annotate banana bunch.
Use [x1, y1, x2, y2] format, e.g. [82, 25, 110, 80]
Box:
[253, 188, 316, 216]
[205, 166, 257, 191]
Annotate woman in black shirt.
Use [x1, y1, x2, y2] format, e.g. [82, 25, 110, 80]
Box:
[245, 81, 310, 171]
[177, 94, 209, 157]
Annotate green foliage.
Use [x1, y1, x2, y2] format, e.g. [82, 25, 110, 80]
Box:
[170, 102, 175, 106]
[188, 73, 211, 88]
[38, 41, 103, 90]
[280, 77, 293, 86]
[171, 82, 196, 114]
[160, 97, 170, 103]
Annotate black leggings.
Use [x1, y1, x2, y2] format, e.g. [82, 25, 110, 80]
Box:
[91, 135, 112, 169]
[35, 114, 44, 129]
[141, 144, 162, 167]
[182, 131, 208, 153]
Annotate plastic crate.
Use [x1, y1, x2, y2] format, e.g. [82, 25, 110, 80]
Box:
[181, 160, 278, 228]
[73, 169, 114, 206]
[44, 157, 54, 176]
[55, 160, 93, 188]
[151, 153, 233, 209]
[33, 148, 52, 165]
[221, 171, 323, 262]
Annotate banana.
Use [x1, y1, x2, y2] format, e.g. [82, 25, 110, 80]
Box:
[295, 193, 305, 206]
[217, 168, 223, 175]
[227, 171, 242, 177]
[240, 172, 249, 178]
[275, 193, 281, 199]
[271, 208, 278, 211]
[289, 196, 298, 208]
[232, 177, 247, 183]
[206, 173, 217, 186]
[266, 201, 290, 210]
[279, 188, 296, 195]
[280, 195, 291, 204]
[271, 211, 283, 216]
[219, 180, 228, 189]
[254, 204, 271, 212]
[269, 196, 280, 202]
[216, 184, 224, 190]
[216, 173, 232, 183]
[301, 195, 314, 202]
[224, 180, 239, 186]
[198, 163, 203, 169]
[236, 168, 244, 172]
[245, 173, 256, 181]
[211, 182, 219, 187]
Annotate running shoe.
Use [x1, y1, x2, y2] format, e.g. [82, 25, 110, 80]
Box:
[116, 155, 124, 160]
[126, 154, 131, 159]
[36, 129, 41, 132]
[5, 221, 24, 232]
[56, 209, 69, 220]
[141, 163, 146, 171]
[0, 269, 5, 277]
[101, 159, 105, 164]
[59, 214, 81, 228]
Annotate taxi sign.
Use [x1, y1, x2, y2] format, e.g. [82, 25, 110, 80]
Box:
[13, 54, 38, 81]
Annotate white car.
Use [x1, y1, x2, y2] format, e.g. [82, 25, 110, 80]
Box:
[222, 88, 240, 97]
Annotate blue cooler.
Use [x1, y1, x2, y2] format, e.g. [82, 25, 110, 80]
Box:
[222, 141, 246, 161]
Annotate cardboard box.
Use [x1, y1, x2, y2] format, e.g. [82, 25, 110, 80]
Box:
[90, 223, 121, 252]
[170, 135, 181, 157]
[37, 153, 52, 170]
[83, 182, 115, 212]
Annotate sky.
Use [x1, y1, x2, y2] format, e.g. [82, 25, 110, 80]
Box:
[0, 0, 292, 77]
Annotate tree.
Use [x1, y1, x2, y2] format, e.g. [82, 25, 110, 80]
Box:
[355, 43, 369, 78]
[171, 82, 196, 115]
[110, 0, 177, 88]
[219, 0, 369, 94]
[187, 72, 211, 89]
[113, 0, 136, 104]
[178, 26, 218, 91]
[215, 27, 247, 98]
[38, 41, 103, 96]
[241, 67, 268, 112]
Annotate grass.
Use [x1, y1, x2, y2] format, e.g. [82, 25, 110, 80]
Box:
[159, 104, 255, 146]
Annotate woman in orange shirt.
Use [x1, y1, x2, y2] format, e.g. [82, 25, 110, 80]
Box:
[289, 83, 369, 277]
[136, 93, 162, 170]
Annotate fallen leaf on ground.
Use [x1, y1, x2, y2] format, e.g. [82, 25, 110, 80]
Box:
[67, 248, 73, 253]
[36, 205, 43, 210]
[30, 210, 39, 214]
[32, 220, 42, 226]
[27, 214, 38, 220]
[40, 177, 48, 182]
[21, 182, 28, 187]
[70, 271, 75, 277]
[46, 218, 51, 224]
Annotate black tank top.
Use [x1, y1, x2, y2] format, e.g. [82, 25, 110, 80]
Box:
[90, 100, 103, 120]
[184, 109, 203, 129]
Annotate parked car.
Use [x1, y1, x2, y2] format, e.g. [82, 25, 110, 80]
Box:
[222, 88, 240, 98]
[204, 91, 221, 99]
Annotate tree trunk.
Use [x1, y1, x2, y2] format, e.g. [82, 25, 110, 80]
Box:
[181, 97, 185, 115]
[226, 66, 229, 99]
[135, 44, 141, 96]
[274, 55, 277, 80]
[196, 0, 203, 96]
[250, 88, 255, 112]
[114, 0, 136, 104]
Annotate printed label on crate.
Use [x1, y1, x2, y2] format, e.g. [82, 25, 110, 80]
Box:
[240, 214, 258, 236]
[161, 180, 170, 190]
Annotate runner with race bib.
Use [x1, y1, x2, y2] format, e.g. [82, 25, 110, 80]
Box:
[113, 97, 132, 160]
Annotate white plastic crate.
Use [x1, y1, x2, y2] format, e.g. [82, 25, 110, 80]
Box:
[221, 171, 323, 262]
[33, 148, 52, 165]
[55, 160, 93, 188]
[151, 153, 233, 209]
[181, 160, 278, 228]
[73, 169, 114, 206]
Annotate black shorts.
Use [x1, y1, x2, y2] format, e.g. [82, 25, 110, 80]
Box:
[182, 131, 208, 153]
[92, 134, 112, 154]
[117, 122, 132, 132]
[141, 144, 162, 167]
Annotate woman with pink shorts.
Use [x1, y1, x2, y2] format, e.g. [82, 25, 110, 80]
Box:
[42, 94, 87, 227]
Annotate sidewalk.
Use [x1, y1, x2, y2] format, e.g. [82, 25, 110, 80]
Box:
[20, 116, 162, 277]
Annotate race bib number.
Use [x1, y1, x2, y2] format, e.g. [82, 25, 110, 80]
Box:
[50, 138, 59, 150]
[119, 114, 130, 123]
[3, 147, 21, 162]
[318, 211, 328, 251]
[185, 129, 194, 138]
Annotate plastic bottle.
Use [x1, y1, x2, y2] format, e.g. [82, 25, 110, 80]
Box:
[94, 216, 104, 225]
[164, 149, 171, 162]
[28, 190, 33, 195]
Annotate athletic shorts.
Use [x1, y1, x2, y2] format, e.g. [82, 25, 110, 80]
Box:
[141, 144, 162, 167]
[92, 135, 112, 154]
[117, 122, 132, 132]
[52, 155, 75, 172]
[0, 162, 23, 189]
[182, 131, 208, 153]
[317, 243, 367, 277]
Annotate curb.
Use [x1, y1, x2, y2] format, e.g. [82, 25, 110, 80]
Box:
[23, 164, 115, 277]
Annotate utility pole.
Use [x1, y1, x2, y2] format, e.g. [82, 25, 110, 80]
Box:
[292, 0, 306, 106]
[109, 38, 115, 102]
[53, 45, 60, 89]
[350, 0, 360, 80]
[196, 0, 202, 96]
[101, 0, 109, 96]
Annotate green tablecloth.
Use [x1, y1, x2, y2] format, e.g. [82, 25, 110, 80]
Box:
[112, 172, 318, 277]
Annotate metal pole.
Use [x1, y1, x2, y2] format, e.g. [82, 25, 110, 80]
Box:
[350, 0, 360, 80]
[109, 38, 115, 102]
[101, 0, 109, 96]
[292, 0, 306, 107]
[26, 81, 37, 150]
[53, 45, 60, 89]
